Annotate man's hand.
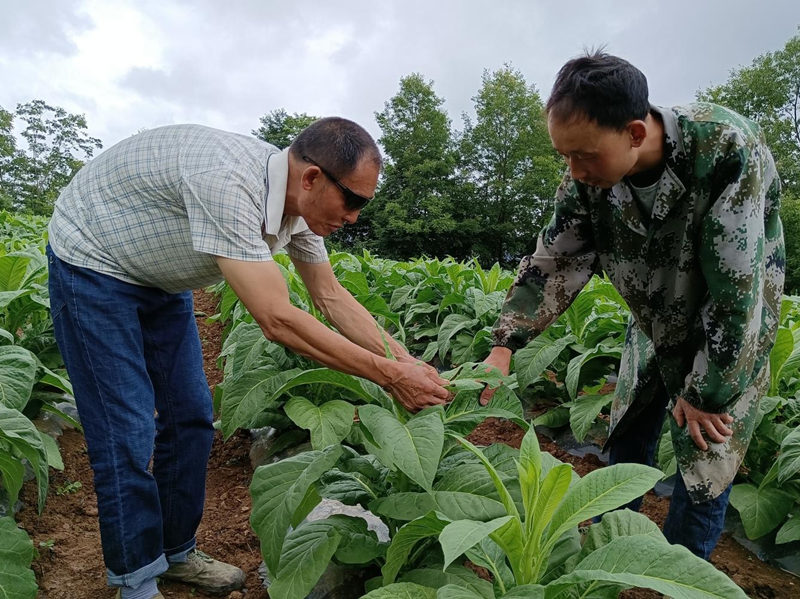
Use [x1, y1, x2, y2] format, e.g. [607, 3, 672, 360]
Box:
[384, 362, 452, 412]
[479, 346, 513, 406]
[672, 397, 734, 451]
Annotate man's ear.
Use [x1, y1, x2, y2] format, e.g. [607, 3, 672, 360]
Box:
[627, 120, 647, 148]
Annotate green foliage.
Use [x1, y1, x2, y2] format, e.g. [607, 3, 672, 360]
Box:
[0, 100, 102, 215]
[458, 65, 563, 266]
[369, 74, 465, 260]
[252, 108, 318, 149]
[0, 517, 37, 599]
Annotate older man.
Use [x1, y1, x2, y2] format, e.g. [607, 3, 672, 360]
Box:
[47, 118, 450, 598]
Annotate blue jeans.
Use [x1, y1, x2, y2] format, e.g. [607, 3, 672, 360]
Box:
[605, 379, 731, 560]
[47, 246, 214, 587]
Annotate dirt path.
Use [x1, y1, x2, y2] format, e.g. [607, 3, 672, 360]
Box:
[15, 289, 800, 598]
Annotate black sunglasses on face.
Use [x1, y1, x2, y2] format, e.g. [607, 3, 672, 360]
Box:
[302, 155, 373, 210]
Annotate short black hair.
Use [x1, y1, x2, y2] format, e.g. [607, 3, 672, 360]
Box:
[546, 51, 650, 130]
[289, 117, 382, 178]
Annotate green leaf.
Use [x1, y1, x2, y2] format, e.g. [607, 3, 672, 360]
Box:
[776, 509, 800, 544]
[0, 517, 37, 599]
[498, 585, 546, 598]
[268, 368, 386, 405]
[250, 445, 342, 574]
[546, 463, 661, 550]
[0, 345, 38, 411]
[0, 450, 24, 508]
[440, 516, 514, 570]
[269, 520, 341, 599]
[551, 534, 747, 598]
[564, 345, 621, 399]
[777, 426, 800, 483]
[361, 583, 437, 599]
[358, 406, 444, 491]
[729, 483, 794, 539]
[438, 314, 479, 362]
[401, 566, 494, 599]
[0, 405, 48, 512]
[532, 406, 570, 429]
[568, 393, 613, 442]
[220, 366, 298, 438]
[770, 326, 794, 392]
[284, 397, 354, 449]
[328, 514, 384, 564]
[383, 512, 448, 585]
[515, 335, 574, 392]
[39, 432, 63, 471]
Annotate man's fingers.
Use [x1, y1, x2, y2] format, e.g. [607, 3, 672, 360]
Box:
[672, 403, 685, 427]
[479, 385, 497, 406]
[688, 420, 708, 451]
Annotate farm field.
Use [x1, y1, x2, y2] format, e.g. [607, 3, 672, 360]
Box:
[3, 211, 800, 598]
[13, 289, 799, 598]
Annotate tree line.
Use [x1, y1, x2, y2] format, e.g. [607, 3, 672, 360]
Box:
[2, 29, 798, 288]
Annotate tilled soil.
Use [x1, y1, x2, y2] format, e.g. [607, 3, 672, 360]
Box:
[14, 289, 800, 598]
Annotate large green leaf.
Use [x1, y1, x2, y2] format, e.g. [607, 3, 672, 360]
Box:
[250, 445, 342, 574]
[268, 368, 389, 405]
[777, 426, 800, 483]
[0, 345, 38, 411]
[0, 450, 24, 509]
[0, 405, 48, 512]
[382, 512, 448, 585]
[362, 583, 437, 599]
[546, 463, 661, 549]
[770, 326, 795, 392]
[776, 509, 800, 544]
[440, 517, 514, 570]
[515, 335, 575, 392]
[550, 534, 747, 598]
[0, 517, 37, 599]
[268, 520, 341, 599]
[403, 566, 494, 599]
[437, 314, 479, 362]
[729, 483, 794, 539]
[564, 345, 622, 399]
[284, 397, 354, 449]
[220, 366, 298, 438]
[568, 393, 613, 442]
[0, 254, 31, 292]
[358, 405, 444, 491]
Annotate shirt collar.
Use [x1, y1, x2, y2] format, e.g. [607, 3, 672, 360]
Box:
[264, 147, 290, 236]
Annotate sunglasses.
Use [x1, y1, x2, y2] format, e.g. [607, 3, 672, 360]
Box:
[302, 155, 373, 210]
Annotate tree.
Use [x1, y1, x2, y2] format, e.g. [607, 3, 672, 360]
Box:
[458, 65, 563, 266]
[698, 29, 800, 292]
[369, 73, 468, 259]
[252, 109, 318, 149]
[0, 107, 16, 211]
[11, 100, 102, 215]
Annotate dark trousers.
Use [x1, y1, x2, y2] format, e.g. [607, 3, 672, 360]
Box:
[606, 381, 731, 560]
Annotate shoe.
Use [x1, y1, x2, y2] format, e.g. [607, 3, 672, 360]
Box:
[114, 591, 163, 598]
[160, 549, 246, 595]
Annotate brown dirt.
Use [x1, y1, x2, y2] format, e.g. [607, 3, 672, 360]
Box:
[15, 289, 800, 598]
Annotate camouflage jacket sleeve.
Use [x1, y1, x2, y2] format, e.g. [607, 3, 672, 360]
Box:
[492, 174, 598, 351]
[682, 126, 781, 412]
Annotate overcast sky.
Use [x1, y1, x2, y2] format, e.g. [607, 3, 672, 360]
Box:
[2, 0, 799, 152]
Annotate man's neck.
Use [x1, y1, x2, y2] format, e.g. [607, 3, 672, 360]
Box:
[629, 112, 665, 183]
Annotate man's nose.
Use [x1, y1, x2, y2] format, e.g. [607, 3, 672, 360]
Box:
[343, 211, 359, 225]
[567, 158, 586, 181]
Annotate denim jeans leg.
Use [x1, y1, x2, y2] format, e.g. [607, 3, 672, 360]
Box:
[663, 474, 731, 559]
[605, 382, 670, 513]
[47, 247, 168, 587]
[140, 290, 214, 558]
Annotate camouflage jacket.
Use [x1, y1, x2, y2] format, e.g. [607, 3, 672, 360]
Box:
[492, 103, 784, 501]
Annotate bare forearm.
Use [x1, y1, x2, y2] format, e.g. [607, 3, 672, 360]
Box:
[319, 292, 409, 359]
[260, 304, 401, 386]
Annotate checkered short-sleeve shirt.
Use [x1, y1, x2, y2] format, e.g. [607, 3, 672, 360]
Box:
[48, 124, 328, 293]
